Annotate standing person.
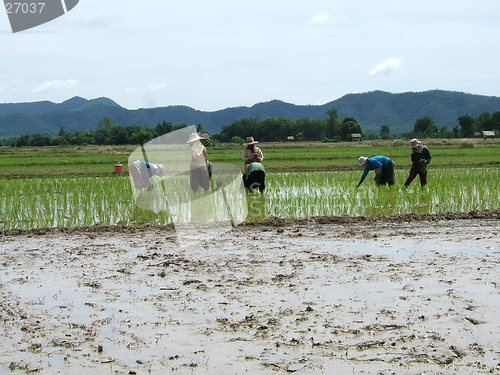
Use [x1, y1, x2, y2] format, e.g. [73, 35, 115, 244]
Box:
[357, 156, 395, 187]
[242, 136, 264, 172]
[187, 132, 210, 191]
[404, 138, 432, 187]
[128, 160, 166, 190]
[242, 162, 265, 193]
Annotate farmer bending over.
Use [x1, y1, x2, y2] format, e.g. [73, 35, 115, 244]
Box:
[242, 162, 265, 193]
[129, 160, 166, 190]
[357, 156, 395, 187]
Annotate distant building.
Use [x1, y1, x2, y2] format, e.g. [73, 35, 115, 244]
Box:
[475, 130, 495, 139]
[287, 136, 295, 141]
[482, 130, 495, 138]
[351, 133, 362, 142]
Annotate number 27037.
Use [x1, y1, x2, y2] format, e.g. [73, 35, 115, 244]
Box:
[5, 2, 46, 14]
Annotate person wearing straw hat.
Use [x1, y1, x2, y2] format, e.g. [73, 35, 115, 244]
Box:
[404, 138, 432, 187]
[242, 136, 264, 172]
[356, 155, 395, 187]
[187, 132, 210, 191]
[128, 160, 166, 190]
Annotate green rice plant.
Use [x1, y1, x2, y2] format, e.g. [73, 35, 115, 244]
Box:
[0, 168, 498, 229]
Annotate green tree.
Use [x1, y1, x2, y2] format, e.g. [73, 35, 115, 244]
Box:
[28, 134, 51, 146]
[129, 129, 154, 145]
[491, 111, 500, 131]
[413, 117, 438, 138]
[437, 126, 453, 138]
[95, 116, 113, 144]
[219, 117, 258, 142]
[173, 124, 188, 131]
[477, 112, 493, 131]
[57, 126, 67, 137]
[339, 117, 363, 141]
[452, 126, 461, 138]
[380, 125, 390, 139]
[14, 134, 30, 147]
[231, 136, 245, 144]
[325, 108, 338, 139]
[109, 125, 129, 145]
[296, 118, 324, 141]
[458, 115, 476, 137]
[155, 121, 173, 136]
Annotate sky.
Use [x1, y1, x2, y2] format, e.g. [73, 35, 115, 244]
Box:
[1, 0, 499, 110]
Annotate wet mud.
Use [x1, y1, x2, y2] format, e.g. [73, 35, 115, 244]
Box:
[0, 214, 499, 374]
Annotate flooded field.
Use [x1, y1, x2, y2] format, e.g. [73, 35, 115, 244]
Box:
[1, 214, 498, 374]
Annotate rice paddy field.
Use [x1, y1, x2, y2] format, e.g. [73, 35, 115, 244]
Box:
[0, 140, 499, 229]
[1, 140, 499, 375]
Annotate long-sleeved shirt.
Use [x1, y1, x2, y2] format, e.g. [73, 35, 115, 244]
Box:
[129, 160, 163, 189]
[360, 156, 392, 181]
[242, 146, 263, 163]
[410, 146, 432, 171]
[242, 146, 264, 171]
[190, 143, 208, 169]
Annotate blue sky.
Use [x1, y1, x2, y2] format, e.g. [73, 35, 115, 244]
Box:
[1, 0, 499, 110]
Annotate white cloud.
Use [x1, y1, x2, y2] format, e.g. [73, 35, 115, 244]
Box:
[369, 57, 402, 76]
[309, 12, 331, 25]
[149, 83, 168, 92]
[124, 87, 138, 94]
[32, 79, 80, 93]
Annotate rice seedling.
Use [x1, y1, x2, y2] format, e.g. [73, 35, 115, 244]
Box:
[0, 168, 498, 229]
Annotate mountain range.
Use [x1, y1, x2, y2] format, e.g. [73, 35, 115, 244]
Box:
[1, 90, 500, 138]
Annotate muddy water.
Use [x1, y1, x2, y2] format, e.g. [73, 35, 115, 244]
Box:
[0, 217, 499, 374]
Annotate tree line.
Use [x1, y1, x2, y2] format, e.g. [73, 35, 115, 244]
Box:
[214, 109, 363, 142]
[215, 109, 499, 142]
[0, 117, 188, 147]
[0, 109, 498, 147]
[402, 111, 500, 139]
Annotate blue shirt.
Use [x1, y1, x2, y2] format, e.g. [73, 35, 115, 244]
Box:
[360, 156, 392, 180]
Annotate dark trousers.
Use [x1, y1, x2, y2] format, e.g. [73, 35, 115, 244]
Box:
[405, 168, 427, 187]
[243, 171, 265, 192]
[190, 167, 210, 191]
[376, 161, 395, 186]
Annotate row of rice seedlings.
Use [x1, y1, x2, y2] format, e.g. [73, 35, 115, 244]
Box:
[0, 177, 135, 229]
[260, 168, 499, 218]
[1, 168, 498, 229]
[1, 172, 246, 229]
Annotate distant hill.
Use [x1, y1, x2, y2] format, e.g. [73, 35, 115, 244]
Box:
[1, 90, 499, 137]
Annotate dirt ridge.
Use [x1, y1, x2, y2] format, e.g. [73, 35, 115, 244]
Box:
[1, 209, 498, 237]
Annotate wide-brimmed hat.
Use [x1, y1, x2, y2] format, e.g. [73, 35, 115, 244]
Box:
[246, 136, 259, 145]
[409, 138, 421, 148]
[186, 132, 202, 144]
[358, 156, 368, 166]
